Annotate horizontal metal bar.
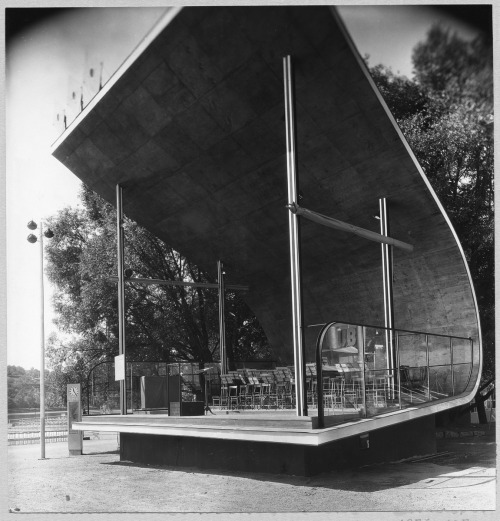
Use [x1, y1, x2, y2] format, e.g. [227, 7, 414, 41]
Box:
[287, 203, 414, 252]
[108, 276, 248, 291]
[312, 318, 472, 342]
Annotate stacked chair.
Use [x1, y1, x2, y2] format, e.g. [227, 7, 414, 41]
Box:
[212, 374, 232, 409]
[259, 373, 273, 409]
[273, 368, 288, 409]
[228, 384, 239, 409]
[212, 366, 323, 411]
[324, 376, 344, 413]
[306, 363, 318, 407]
[343, 377, 360, 409]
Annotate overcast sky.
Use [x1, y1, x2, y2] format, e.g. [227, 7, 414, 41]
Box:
[5, 4, 485, 370]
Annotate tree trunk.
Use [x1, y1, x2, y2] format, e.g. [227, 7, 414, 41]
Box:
[476, 396, 488, 424]
[474, 386, 495, 425]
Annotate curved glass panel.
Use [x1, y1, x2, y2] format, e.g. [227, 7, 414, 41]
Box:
[453, 363, 473, 396]
[126, 323, 476, 427]
[316, 321, 475, 425]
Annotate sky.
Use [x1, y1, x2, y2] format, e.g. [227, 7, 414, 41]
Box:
[5, 7, 168, 369]
[4, 3, 485, 370]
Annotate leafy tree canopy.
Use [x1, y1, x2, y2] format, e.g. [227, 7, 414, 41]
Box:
[369, 23, 494, 381]
[45, 186, 271, 392]
[8, 366, 62, 410]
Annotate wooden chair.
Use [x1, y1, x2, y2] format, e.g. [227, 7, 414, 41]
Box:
[228, 385, 239, 409]
[249, 376, 262, 408]
[212, 385, 228, 409]
[344, 378, 360, 409]
[323, 376, 344, 412]
[219, 374, 234, 409]
[259, 374, 273, 408]
[331, 377, 345, 410]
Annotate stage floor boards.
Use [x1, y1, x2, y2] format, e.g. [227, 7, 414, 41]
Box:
[77, 408, 363, 432]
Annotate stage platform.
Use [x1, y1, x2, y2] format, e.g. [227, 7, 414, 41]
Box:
[73, 409, 437, 475]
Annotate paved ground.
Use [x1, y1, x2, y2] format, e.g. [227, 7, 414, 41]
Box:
[6, 426, 497, 517]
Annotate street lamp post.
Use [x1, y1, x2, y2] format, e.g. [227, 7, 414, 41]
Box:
[27, 220, 54, 460]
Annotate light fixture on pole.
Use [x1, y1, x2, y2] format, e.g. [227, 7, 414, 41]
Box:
[27, 220, 54, 460]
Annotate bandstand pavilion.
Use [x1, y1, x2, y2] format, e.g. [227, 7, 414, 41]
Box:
[51, 6, 482, 475]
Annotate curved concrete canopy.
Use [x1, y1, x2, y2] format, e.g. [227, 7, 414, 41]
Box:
[52, 6, 481, 390]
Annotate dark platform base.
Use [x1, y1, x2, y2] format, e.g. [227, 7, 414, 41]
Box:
[135, 408, 170, 415]
[169, 401, 205, 416]
[120, 414, 436, 476]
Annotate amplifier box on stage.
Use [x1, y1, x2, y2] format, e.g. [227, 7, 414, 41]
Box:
[140, 376, 168, 410]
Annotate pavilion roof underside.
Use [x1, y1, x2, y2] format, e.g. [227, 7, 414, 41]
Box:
[52, 6, 479, 363]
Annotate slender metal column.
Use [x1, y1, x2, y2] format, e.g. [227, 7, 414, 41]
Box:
[360, 326, 367, 418]
[379, 198, 395, 399]
[284, 55, 306, 416]
[39, 222, 46, 459]
[469, 339, 474, 386]
[116, 185, 127, 415]
[396, 332, 402, 409]
[426, 335, 431, 400]
[315, 324, 327, 429]
[450, 337, 455, 396]
[178, 363, 182, 415]
[218, 260, 227, 374]
[130, 362, 133, 410]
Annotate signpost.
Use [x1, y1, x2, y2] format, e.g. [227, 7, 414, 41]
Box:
[115, 354, 125, 382]
[67, 383, 83, 455]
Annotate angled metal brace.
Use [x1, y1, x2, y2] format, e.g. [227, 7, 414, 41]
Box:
[287, 202, 414, 253]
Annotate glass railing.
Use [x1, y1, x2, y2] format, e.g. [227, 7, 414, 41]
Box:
[315, 321, 475, 428]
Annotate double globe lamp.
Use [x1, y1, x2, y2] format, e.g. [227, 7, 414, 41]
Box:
[27, 220, 54, 459]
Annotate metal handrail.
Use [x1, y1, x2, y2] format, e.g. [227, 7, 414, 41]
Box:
[315, 321, 474, 428]
[309, 319, 472, 342]
[315, 323, 329, 429]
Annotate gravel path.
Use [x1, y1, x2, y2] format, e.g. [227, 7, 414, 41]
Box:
[7, 429, 496, 515]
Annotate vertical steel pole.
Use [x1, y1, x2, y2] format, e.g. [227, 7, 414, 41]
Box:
[379, 198, 395, 399]
[450, 337, 455, 396]
[284, 55, 306, 416]
[116, 185, 127, 415]
[178, 363, 182, 415]
[396, 332, 402, 409]
[218, 260, 227, 374]
[426, 335, 431, 400]
[130, 363, 133, 411]
[361, 327, 367, 418]
[39, 222, 46, 459]
[315, 325, 325, 428]
[469, 339, 474, 388]
[88, 372, 91, 416]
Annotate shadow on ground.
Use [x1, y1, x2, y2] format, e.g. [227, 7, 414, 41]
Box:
[83, 450, 120, 456]
[100, 427, 496, 493]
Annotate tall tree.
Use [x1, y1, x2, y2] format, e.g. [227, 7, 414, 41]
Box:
[369, 23, 494, 420]
[45, 186, 271, 387]
[8, 366, 60, 409]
